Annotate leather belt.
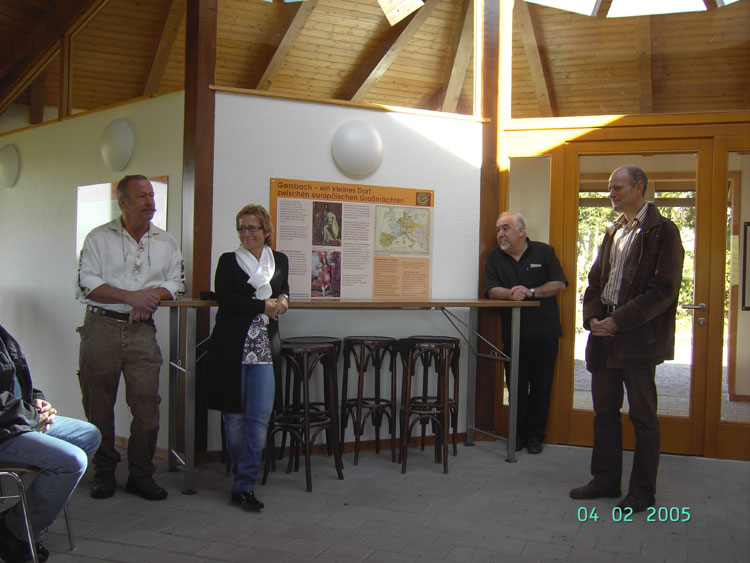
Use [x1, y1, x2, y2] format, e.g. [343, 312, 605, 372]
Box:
[87, 305, 130, 322]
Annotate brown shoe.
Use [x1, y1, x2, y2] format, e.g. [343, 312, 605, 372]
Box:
[569, 481, 621, 500]
[126, 476, 168, 501]
[616, 493, 655, 513]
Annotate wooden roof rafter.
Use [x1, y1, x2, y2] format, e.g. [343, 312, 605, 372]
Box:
[343, 0, 441, 103]
[636, 16, 653, 114]
[144, 0, 187, 96]
[256, 0, 320, 91]
[0, 0, 109, 117]
[517, 0, 555, 117]
[440, 0, 473, 112]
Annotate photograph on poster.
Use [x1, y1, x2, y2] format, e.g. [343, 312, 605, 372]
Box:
[312, 201, 342, 246]
[311, 250, 341, 297]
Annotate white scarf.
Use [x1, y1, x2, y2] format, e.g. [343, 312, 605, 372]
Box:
[234, 245, 275, 300]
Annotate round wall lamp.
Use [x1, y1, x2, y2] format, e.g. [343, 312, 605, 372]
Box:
[0, 144, 20, 189]
[331, 120, 383, 177]
[100, 118, 134, 171]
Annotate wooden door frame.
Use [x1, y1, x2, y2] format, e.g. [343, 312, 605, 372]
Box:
[496, 114, 750, 460]
[712, 135, 750, 460]
[558, 138, 709, 456]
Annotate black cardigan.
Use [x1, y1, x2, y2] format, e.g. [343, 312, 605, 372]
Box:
[206, 250, 290, 413]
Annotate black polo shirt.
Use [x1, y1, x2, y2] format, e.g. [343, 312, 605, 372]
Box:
[484, 239, 567, 343]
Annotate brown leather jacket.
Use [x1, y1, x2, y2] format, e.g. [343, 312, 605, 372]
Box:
[583, 204, 684, 370]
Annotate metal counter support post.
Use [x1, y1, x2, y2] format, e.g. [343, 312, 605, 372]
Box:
[167, 305, 197, 494]
[464, 304, 521, 462]
[507, 306, 521, 460]
[168, 307, 178, 473]
[465, 307, 478, 445]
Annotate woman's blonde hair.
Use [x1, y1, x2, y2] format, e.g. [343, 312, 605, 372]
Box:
[236, 204, 274, 246]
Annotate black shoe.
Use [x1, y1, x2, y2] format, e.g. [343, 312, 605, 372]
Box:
[526, 437, 543, 454]
[569, 480, 622, 500]
[514, 438, 527, 452]
[230, 490, 264, 511]
[90, 471, 116, 499]
[616, 493, 655, 513]
[0, 512, 31, 563]
[126, 476, 168, 501]
[35, 542, 49, 563]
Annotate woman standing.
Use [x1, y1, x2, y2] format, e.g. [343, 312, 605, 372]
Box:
[208, 204, 289, 511]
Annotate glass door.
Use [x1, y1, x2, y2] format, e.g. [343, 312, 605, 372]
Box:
[713, 142, 750, 460]
[562, 139, 711, 455]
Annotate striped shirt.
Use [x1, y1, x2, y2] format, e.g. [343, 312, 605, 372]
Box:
[601, 203, 649, 306]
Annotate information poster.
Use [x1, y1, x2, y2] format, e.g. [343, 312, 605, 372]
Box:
[269, 178, 434, 299]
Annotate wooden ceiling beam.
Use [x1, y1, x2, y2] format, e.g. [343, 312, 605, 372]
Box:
[517, 1, 555, 117]
[256, 0, 319, 91]
[59, 32, 72, 117]
[440, 0, 473, 113]
[637, 17, 653, 114]
[345, 0, 440, 103]
[144, 0, 186, 96]
[0, 0, 107, 116]
[29, 69, 47, 124]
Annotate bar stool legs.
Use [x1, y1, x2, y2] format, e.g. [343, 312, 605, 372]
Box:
[340, 337, 397, 464]
[263, 339, 344, 492]
[397, 338, 458, 474]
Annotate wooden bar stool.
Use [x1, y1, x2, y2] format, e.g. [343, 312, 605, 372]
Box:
[396, 336, 460, 474]
[263, 337, 344, 492]
[340, 336, 397, 464]
[408, 335, 461, 457]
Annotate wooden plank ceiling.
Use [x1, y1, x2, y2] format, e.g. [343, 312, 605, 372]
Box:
[0, 0, 748, 124]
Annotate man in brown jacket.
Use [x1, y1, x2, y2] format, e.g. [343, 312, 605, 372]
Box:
[570, 165, 684, 512]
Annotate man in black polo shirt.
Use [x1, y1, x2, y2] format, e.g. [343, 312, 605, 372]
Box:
[485, 212, 568, 454]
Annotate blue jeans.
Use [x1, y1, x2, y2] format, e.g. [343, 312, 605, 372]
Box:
[223, 363, 275, 492]
[0, 416, 101, 540]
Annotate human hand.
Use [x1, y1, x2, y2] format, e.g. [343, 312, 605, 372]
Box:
[509, 285, 531, 301]
[275, 295, 289, 316]
[264, 298, 279, 320]
[34, 399, 57, 431]
[128, 307, 154, 323]
[590, 317, 618, 337]
[127, 288, 162, 314]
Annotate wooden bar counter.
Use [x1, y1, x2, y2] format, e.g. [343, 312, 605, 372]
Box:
[161, 297, 538, 493]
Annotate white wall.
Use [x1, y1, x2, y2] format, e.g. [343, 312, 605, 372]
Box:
[211, 92, 482, 445]
[0, 92, 185, 446]
[509, 156, 552, 243]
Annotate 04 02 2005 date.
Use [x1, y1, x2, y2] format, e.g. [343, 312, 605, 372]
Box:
[576, 506, 691, 523]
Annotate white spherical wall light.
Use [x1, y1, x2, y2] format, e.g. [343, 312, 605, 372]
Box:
[0, 144, 20, 189]
[100, 118, 135, 171]
[331, 120, 383, 177]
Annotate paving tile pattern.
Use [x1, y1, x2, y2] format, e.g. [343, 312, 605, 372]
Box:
[24, 442, 749, 563]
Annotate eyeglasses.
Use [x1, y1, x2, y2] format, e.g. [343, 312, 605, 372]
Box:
[237, 226, 263, 233]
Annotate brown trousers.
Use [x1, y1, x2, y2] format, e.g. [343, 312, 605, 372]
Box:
[590, 339, 660, 498]
[77, 310, 162, 478]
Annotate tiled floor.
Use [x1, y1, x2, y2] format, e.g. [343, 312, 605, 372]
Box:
[36, 441, 749, 563]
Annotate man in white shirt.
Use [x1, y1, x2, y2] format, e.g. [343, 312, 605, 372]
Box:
[77, 175, 185, 501]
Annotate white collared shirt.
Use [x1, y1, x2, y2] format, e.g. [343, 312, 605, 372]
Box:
[77, 218, 186, 313]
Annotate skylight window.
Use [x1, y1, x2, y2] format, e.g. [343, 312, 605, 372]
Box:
[523, 0, 727, 17]
[607, 0, 707, 17]
[523, 0, 602, 17]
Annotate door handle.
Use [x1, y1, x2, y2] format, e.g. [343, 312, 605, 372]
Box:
[682, 302, 707, 311]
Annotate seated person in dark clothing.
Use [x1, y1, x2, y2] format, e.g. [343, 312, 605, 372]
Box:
[0, 323, 101, 563]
